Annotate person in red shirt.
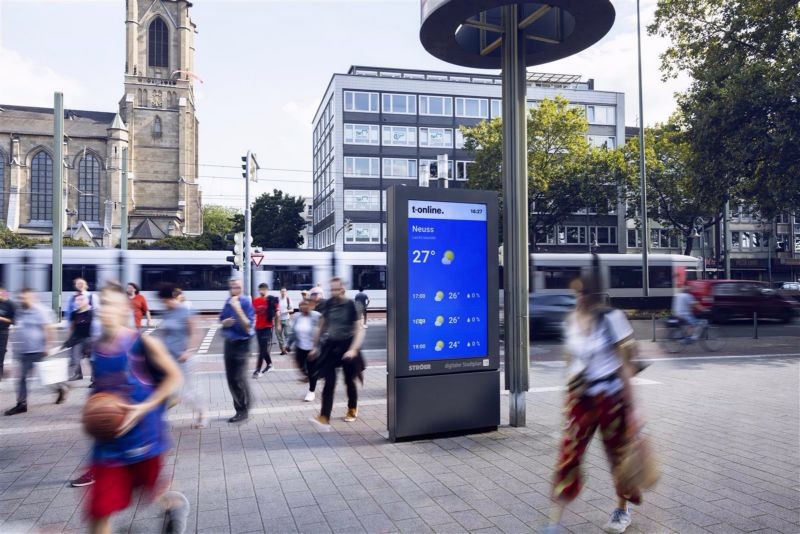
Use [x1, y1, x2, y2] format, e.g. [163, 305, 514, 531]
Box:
[127, 283, 151, 329]
[252, 283, 280, 377]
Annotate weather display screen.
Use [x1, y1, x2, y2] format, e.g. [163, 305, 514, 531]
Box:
[407, 200, 488, 362]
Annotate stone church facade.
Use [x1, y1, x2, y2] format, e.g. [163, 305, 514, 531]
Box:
[0, 0, 202, 246]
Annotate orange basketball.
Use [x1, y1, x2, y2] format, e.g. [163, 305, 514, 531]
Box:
[82, 392, 126, 442]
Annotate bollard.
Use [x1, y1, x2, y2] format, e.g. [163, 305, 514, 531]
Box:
[753, 312, 758, 339]
[652, 314, 656, 342]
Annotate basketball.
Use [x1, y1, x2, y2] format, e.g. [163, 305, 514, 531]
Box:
[82, 392, 126, 441]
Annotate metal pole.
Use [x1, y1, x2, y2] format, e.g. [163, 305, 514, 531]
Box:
[502, 4, 530, 427]
[651, 314, 656, 342]
[724, 201, 731, 279]
[636, 0, 650, 297]
[120, 147, 128, 250]
[767, 221, 772, 285]
[52, 92, 64, 318]
[701, 230, 706, 279]
[753, 312, 758, 339]
[244, 150, 252, 296]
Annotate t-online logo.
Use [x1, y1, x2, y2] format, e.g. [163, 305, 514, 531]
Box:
[412, 205, 443, 214]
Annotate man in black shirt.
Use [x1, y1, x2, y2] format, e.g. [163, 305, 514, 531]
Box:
[67, 294, 93, 381]
[354, 288, 370, 329]
[0, 287, 15, 380]
[309, 278, 364, 431]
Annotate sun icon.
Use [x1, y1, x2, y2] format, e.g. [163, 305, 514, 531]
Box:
[434, 316, 444, 326]
[435, 341, 444, 351]
[434, 291, 444, 302]
[441, 250, 455, 265]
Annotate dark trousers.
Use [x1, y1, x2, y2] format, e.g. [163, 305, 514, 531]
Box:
[224, 338, 251, 415]
[320, 338, 358, 418]
[255, 327, 273, 371]
[17, 352, 44, 405]
[0, 329, 8, 378]
[69, 338, 91, 379]
[294, 348, 317, 392]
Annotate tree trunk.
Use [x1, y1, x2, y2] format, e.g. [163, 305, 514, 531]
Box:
[683, 235, 694, 257]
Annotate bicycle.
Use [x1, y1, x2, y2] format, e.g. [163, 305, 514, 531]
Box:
[662, 317, 725, 354]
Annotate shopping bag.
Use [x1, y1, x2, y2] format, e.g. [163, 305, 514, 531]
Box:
[36, 358, 69, 386]
[617, 431, 660, 492]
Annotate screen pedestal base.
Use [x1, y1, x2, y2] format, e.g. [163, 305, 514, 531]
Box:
[388, 370, 500, 442]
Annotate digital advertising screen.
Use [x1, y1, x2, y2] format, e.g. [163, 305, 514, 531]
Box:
[407, 200, 488, 362]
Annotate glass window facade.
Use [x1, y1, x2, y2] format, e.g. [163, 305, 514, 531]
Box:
[382, 93, 416, 114]
[30, 151, 53, 221]
[418, 127, 453, 148]
[419, 95, 453, 116]
[344, 123, 379, 145]
[383, 158, 417, 179]
[148, 18, 168, 68]
[78, 154, 100, 223]
[382, 125, 417, 147]
[344, 157, 380, 177]
[344, 91, 379, 112]
[455, 97, 488, 118]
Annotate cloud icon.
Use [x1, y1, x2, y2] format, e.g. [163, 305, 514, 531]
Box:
[441, 250, 455, 265]
[435, 341, 444, 351]
[435, 316, 444, 326]
[434, 291, 444, 302]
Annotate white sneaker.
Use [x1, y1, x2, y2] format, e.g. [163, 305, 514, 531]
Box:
[304, 391, 315, 402]
[363, 324, 368, 329]
[603, 508, 631, 534]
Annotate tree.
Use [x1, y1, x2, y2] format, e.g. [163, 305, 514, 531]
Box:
[0, 227, 40, 249]
[202, 204, 239, 237]
[236, 190, 306, 249]
[622, 121, 725, 255]
[650, 0, 800, 219]
[462, 97, 624, 246]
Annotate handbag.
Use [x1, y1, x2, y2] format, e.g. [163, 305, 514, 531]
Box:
[616, 426, 660, 492]
[36, 357, 69, 386]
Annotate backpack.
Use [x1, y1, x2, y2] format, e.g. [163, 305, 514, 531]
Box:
[266, 295, 279, 322]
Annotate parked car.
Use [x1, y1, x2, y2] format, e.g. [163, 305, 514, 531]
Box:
[687, 280, 798, 323]
[529, 292, 576, 338]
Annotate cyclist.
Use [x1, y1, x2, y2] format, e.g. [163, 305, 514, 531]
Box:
[671, 286, 701, 341]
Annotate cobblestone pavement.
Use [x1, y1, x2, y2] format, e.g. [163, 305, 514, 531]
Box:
[0, 350, 798, 533]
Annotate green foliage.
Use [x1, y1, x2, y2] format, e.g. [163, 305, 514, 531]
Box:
[241, 190, 307, 249]
[650, 0, 800, 218]
[623, 121, 724, 255]
[202, 204, 239, 237]
[61, 237, 90, 247]
[462, 97, 627, 245]
[0, 227, 41, 249]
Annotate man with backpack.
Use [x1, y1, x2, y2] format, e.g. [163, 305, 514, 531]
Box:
[252, 283, 280, 377]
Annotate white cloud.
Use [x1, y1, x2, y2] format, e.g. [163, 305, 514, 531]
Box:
[0, 46, 85, 107]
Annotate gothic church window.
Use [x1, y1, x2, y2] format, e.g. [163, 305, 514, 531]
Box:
[78, 154, 100, 223]
[148, 17, 168, 68]
[30, 151, 53, 221]
[153, 116, 163, 138]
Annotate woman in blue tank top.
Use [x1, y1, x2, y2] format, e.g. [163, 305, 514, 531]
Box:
[87, 285, 188, 534]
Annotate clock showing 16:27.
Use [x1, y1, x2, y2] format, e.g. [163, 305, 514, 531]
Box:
[407, 200, 488, 362]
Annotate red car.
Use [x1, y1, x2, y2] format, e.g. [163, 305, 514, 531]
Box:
[687, 280, 798, 324]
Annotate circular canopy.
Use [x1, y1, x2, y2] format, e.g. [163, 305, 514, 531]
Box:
[420, 0, 615, 69]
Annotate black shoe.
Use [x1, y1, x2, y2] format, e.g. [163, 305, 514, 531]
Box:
[228, 413, 248, 423]
[55, 386, 68, 404]
[252, 370, 261, 378]
[4, 403, 27, 416]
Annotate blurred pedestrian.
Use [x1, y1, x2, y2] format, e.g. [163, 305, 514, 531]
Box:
[157, 284, 206, 429]
[127, 283, 151, 329]
[0, 287, 15, 381]
[66, 293, 93, 381]
[290, 298, 321, 402]
[220, 278, 254, 423]
[545, 265, 644, 534]
[276, 287, 293, 354]
[66, 277, 94, 318]
[308, 278, 365, 431]
[354, 287, 370, 329]
[4, 288, 67, 415]
[252, 283, 278, 377]
[85, 284, 189, 534]
[309, 287, 326, 312]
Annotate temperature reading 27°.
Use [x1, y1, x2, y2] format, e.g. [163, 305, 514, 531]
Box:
[412, 249, 436, 263]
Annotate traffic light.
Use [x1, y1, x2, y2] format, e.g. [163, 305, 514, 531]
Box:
[241, 152, 258, 181]
[226, 232, 244, 270]
[345, 218, 353, 232]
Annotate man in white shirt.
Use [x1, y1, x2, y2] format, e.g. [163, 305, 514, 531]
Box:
[276, 287, 293, 355]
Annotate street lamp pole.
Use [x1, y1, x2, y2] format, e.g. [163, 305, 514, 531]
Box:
[637, 0, 650, 297]
[330, 218, 352, 278]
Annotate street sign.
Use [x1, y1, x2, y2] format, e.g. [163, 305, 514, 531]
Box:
[251, 253, 264, 267]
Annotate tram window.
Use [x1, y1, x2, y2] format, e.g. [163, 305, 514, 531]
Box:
[609, 266, 643, 289]
[537, 267, 581, 289]
[141, 265, 230, 291]
[48, 265, 98, 291]
[268, 266, 313, 290]
[649, 266, 672, 288]
[352, 265, 386, 290]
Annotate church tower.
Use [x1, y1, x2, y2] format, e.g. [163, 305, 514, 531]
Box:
[119, 0, 202, 240]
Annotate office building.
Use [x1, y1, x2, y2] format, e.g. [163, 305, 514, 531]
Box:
[311, 65, 626, 252]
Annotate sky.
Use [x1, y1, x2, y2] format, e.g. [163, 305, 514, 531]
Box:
[0, 0, 690, 210]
